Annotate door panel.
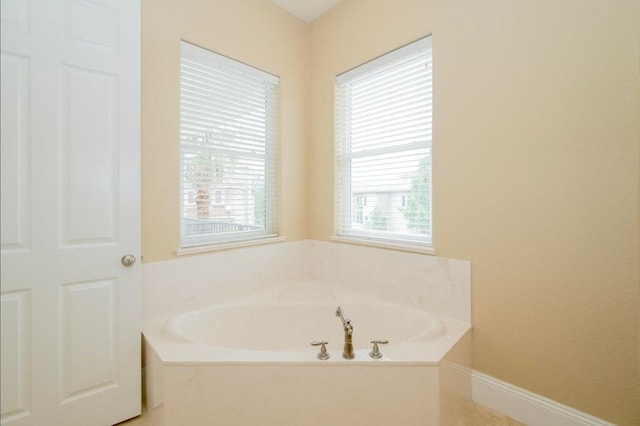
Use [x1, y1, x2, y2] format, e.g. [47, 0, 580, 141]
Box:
[60, 65, 118, 245]
[0, 1, 141, 425]
[0, 52, 30, 252]
[0, 290, 31, 423]
[59, 278, 118, 402]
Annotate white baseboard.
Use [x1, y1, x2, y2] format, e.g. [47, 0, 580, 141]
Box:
[471, 371, 614, 426]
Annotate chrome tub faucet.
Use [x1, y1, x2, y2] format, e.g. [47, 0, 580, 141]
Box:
[335, 306, 354, 359]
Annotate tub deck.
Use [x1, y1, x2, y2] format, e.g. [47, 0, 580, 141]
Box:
[144, 280, 470, 365]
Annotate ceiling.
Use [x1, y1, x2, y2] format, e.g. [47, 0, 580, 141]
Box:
[270, 0, 344, 23]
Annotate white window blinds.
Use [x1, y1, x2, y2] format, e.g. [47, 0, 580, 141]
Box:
[335, 36, 433, 250]
[180, 41, 279, 248]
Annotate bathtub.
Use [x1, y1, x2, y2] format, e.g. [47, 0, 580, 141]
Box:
[162, 282, 451, 361]
[143, 280, 472, 425]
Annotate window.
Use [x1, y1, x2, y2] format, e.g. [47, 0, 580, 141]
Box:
[335, 36, 433, 250]
[213, 190, 222, 205]
[180, 41, 279, 249]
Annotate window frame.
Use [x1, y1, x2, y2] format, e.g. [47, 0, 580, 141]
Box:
[178, 41, 281, 253]
[333, 36, 434, 254]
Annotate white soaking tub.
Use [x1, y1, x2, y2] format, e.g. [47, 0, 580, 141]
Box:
[143, 281, 472, 426]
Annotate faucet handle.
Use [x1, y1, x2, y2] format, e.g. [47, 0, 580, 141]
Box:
[311, 340, 330, 360]
[369, 340, 389, 359]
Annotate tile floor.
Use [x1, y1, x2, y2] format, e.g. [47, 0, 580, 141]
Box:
[117, 401, 524, 425]
[458, 402, 524, 425]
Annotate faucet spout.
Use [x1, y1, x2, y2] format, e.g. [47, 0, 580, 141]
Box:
[336, 306, 355, 359]
[335, 306, 349, 328]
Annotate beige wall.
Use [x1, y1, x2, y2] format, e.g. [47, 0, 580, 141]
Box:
[142, 0, 309, 262]
[142, 0, 640, 423]
[309, 0, 640, 424]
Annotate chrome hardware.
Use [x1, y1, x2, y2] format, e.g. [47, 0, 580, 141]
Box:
[311, 340, 330, 360]
[335, 306, 354, 359]
[369, 340, 389, 359]
[121, 254, 136, 267]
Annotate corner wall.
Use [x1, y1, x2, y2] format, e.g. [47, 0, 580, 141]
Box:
[142, 0, 309, 262]
[308, 0, 640, 423]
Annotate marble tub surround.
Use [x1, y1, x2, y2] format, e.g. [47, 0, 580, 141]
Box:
[143, 239, 471, 325]
[144, 331, 472, 426]
[142, 240, 310, 323]
[303, 240, 471, 323]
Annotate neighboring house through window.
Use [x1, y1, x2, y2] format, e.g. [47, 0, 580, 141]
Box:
[335, 36, 433, 250]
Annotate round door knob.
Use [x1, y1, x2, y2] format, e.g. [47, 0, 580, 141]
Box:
[121, 254, 136, 267]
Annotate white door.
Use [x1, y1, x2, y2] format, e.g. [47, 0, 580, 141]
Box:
[0, 0, 141, 425]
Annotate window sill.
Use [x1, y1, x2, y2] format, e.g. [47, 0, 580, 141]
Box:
[329, 235, 436, 255]
[177, 235, 287, 256]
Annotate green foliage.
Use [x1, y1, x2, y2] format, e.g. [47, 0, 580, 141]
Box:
[254, 185, 266, 227]
[369, 206, 388, 231]
[402, 158, 431, 233]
